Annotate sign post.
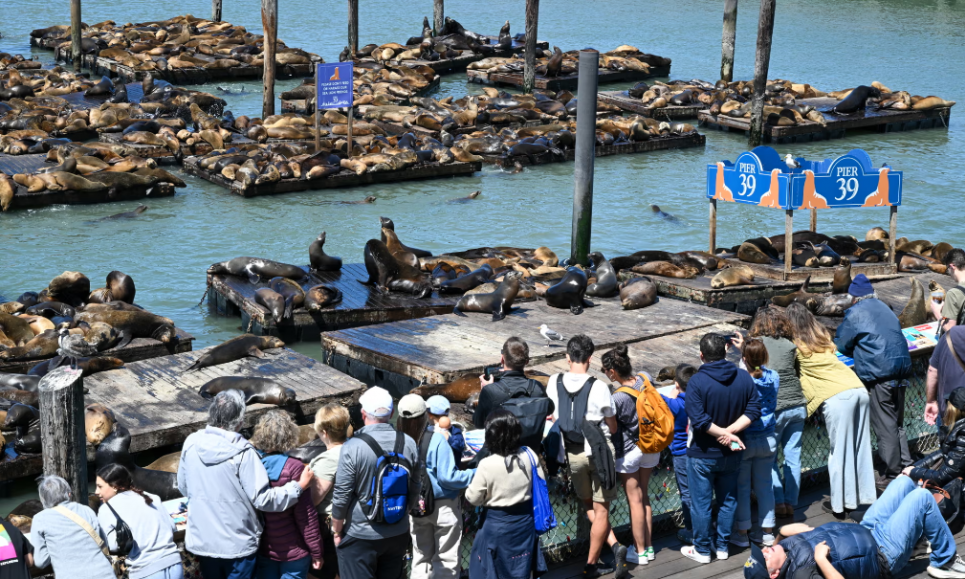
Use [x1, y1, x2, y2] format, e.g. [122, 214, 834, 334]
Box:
[316, 62, 354, 155]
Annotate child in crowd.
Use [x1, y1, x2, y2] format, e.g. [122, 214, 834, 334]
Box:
[426, 395, 467, 462]
[665, 363, 695, 545]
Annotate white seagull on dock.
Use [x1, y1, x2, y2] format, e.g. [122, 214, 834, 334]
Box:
[539, 324, 565, 348]
[57, 328, 97, 369]
[784, 154, 800, 169]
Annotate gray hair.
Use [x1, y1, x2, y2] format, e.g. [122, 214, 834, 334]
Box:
[38, 475, 72, 509]
[850, 291, 878, 303]
[208, 389, 247, 431]
[250, 409, 299, 454]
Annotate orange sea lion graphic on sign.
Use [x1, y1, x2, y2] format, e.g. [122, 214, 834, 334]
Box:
[798, 170, 831, 209]
[713, 162, 734, 201]
[758, 169, 783, 208]
[329, 67, 340, 81]
[862, 167, 892, 207]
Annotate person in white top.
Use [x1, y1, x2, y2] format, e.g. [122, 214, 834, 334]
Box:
[545, 334, 628, 579]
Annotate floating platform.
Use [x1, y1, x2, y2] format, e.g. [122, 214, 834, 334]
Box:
[723, 257, 897, 283]
[480, 132, 705, 167]
[391, 52, 483, 74]
[466, 65, 671, 92]
[207, 263, 461, 342]
[59, 82, 146, 110]
[0, 329, 194, 374]
[183, 156, 481, 198]
[279, 76, 441, 114]
[98, 133, 181, 164]
[698, 97, 952, 144]
[598, 91, 703, 120]
[0, 345, 365, 481]
[321, 296, 749, 395]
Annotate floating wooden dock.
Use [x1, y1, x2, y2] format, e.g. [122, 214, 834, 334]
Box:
[183, 156, 481, 198]
[280, 76, 441, 114]
[97, 133, 181, 164]
[722, 257, 897, 283]
[598, 91, 703, 120]
[0, 345, 365, 481]
[207, 263, 461, 342]
[466, 65, 671, 91]
[321, 296, 749, 395]
[59, 82, 146, 110]
[698, 97, 952, 144]
[481, 132, 704, 167]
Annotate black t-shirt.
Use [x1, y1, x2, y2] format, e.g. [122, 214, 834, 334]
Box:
[0, 521, 32, 579]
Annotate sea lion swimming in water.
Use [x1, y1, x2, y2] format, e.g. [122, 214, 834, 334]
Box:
[544, 266, 593, 315]
[186, 334, 285, 371]
[454, 273, 520, 321]
[360, 239, 432, 297]
[448, 191, 481, 203]
[207, 257, 307, 284]
[341, 196, 376, 204]
[650, 204, 680, 224]
[92, 205, 148, 221]
[619, 277, 656, 310]
[585, 252, 618, 297]
[309, 232, 343, 272]
[199, 376, 296, 406]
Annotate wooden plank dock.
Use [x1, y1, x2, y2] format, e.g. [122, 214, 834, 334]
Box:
[466, 65, 671, 92]
[482, 132, 706, 167]
[698, 97, 952, 144]
[0, 345, 365, 481]
[321, 296, 749, 396]
[598, 91, 703, 120]
[280, 76, 442, 115]
[722, 257, 897, 283]
[207, 263, 461, 342]
[0, 329, 194, 374]
[183, 156, 481, 198]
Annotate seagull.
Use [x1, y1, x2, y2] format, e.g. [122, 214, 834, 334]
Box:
[784, 154, 800, 169]
[57, 328, 98, 370]
[539, 324, 565, 348]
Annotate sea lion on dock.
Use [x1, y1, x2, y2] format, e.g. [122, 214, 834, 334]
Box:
[186, 335, 285, 372]
[831, 260, 852, 295]
[454, 273, 520, 321]
[439, 264, 493, 294]
[711, 265, 755, 289]
[207, 257, 307, 284]
[930, 242, 954, 263]
[24, 302, 75, 319]
[75, 309, 177, 349]
[0, 374, 40, 392]
[309, 232, 343, 272]
[411, 370, 550, 404]
[305, 285, 343, 311]
[586, 252, 618, 298]
[15, 423, 42, 454]
[771, 276, 815, 308]
[791, 245, 819, 268]
[199, 376, 296, 406]
[898, 252, 946, 273]
[269, 277, 306, 318]
[0, 313, 35, 346]
[897, 278, 930, 328]
[544, 267, 593, 315]
[812, 243, 841, 267]
[811, 294, 855, 317]
[106, 271, 136, 304]
[255, 288, 287, 324]
[738, 242, 779, 265]
[897, 239, 935, 255]
[379, 217, 432, 258]
[866, 227, 888, 241]
[631, 261, 699, 279]
[361, 239, 432, 297]
[28, 356, 124, 377]
[3, 404, 38, 429]
[0, 330, 59, 361]
[381, 227, 421, 268]
[831, 85, 881, 115]
[47, 271, 91, 307]
[95, 422, 182, 501]
[84, 403, 116, 445]
[84, 76, 114, 96]
[619, 277, 656, 310]
[144, 452, 181, 473]
[676, 251, 721, 271]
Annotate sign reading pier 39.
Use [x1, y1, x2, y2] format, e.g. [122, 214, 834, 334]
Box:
[316, 62, 353, 109]
[706, 147, 790, 209]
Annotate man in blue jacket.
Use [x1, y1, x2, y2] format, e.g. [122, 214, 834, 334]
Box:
[681, 333, 761, 565]
[834, 274, 913, 487]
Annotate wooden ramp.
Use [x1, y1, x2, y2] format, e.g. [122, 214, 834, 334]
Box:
[321, 297, 749, 395]
[0, 346, 365, 480]
[207, 263, 461, 342]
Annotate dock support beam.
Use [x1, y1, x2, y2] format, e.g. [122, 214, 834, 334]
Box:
[748, 0, 776, 148]
[212, 0, 223, 22]
[70, 0, 82, 71]
[262, 0, 277, 118]
[889, 206, 898, 265]
[523, 0, 539, 94]
[709, 199, 717, 254]
[40, 367, 88, 505]
[433, 0, 444, 36]
[809, 208, 817, 232]
[348, 0, 359, 57]
[784, 209, 793, 279]
[720, 0, 738, 82]
[571, 50, 598, 267]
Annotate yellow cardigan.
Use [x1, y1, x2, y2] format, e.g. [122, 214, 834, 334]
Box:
[796, 350, 865, 416]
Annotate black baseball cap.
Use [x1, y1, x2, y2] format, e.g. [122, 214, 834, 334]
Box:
[744, 544, 771, 579]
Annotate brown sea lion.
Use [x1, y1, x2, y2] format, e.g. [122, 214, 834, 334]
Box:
[898, 252, 946, 274]
[831, 260, 852, 295]
[74, 309, 177, 348]
[0, 389, 39, 406]
[619, 277, 656, 310]
[28, 356, 123, 377]
[676, 251, 721, 271]
[791, 245, 819, 268]
[631, 261, 699, 279]
[0, 329, 59, 361]
[897, 278, 930, 328]
[47, 271, 91, 306]
[711, 265, 755, 289]
[144, 451, 181, 473]
[361, 239, 432, 298]
[379, 216, 432, 258]
[410, 370, 550, 403]
[199, 376, 296, 405]
[255, 288, 287, 324]
[0, 313, 35, 345]
[866, 227, 888, 241]
[381, 227, 421, 268]
[84, 403, 116, 445]
[656, 366, 676, 382]
[269, 277, 306, 318]
[771, 276, 814, 308]
[106, 271, 136, 304]
[738, 242, 778, 265]
[897, 239, 935, 256]
[305, 285, 343, 312]
[309, 232, 343, 272]
[186, 335, 286, 371]
[928, 242, 953, 263]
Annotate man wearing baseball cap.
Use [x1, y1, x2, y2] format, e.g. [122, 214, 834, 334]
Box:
[743, 476, 965, 579]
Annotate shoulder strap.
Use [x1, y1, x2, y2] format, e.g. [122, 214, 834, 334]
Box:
[355, 432, 387, 461]
[105, 500, 126, 527]
[393, 430, 405, 457]
[54, 505, 111, 561]
[637, 373, 653, 390]
[946, 335, 965, 374]
[615, 386, 639, 399]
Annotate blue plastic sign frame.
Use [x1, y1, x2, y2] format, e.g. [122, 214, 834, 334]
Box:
[316, 63, 353, 109]
[790, 149, 902, 210]
[706, 147, 790, 209]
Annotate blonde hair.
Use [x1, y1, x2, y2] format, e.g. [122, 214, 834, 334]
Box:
[250, 410, 299, 454]
[945, 401, 965, 428]
[786, 303, 835, 357]
[314, 404, 352, 443]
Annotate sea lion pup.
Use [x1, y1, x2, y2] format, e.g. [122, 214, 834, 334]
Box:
[186, 334, 286, 371]
[585, 252, 618, 297]
[305, 285, 343, 311]
[711, 265, 755, 289]
[309, 232, 342, 272]
[619, 277, 656, 310]
[453, 272, 520, 321]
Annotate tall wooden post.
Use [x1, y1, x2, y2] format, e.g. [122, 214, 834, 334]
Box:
[720, 0, 738, 82]
[433, 0, 444, 36]
[70, 0, 82, 71]
[748, 0, 776, 148]
[348, 0, 359, 57]
[523, 0, 539, 94]
[709, 199, 718, 254]
[784, 210, 793, 279]
[261, 0, 277, 118]
[571, 50, 598, 267]
[314, 65, 321, 151]
[889, 206, 898, 265]
[39, 367, 88, 504]
[212, 0, 223, 21]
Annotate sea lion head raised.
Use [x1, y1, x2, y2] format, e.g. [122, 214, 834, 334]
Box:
[84, 403, 116, 445]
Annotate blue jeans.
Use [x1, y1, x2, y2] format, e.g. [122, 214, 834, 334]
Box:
[861, 476, 956, 573]
[772, 405, 806, 507]
[688, 454, 742, 556]
[737, 432, 777, 531]
[672, 454, 692, 531]
[254, 556, 311, 579]
[141, 563, 184, 579]
[199, 554, 257, 579]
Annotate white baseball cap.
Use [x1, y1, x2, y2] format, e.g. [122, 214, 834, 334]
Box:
[359, 387, 394, 418]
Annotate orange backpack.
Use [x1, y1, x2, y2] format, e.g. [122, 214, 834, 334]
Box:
[615, 373, 674, 454]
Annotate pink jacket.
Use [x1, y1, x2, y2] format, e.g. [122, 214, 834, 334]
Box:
[259, 457, 322, 561]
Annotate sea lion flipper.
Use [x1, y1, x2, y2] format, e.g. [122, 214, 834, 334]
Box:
[247, 273, 261, 285]
[114, 330, 134, 350]
[582, 298, 596, 308]
[247, 346, 266, 358]
[492, 310, 506, 322]
[570, 305, 584, 315]
[283, 296, 294, 320]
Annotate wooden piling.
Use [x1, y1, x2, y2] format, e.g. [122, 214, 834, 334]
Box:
[39, 367, 88, 504]
[433, 0, 444, 36]
[70, 0, 82, 71]
[709, 199, 717, 254]
[720, 0, 738, 82]
[747, 0, 776, 148]
[523, 0, 539, 94]
[348, 0, 359, 57]
[889, 206, 898, 265]
[212, 0, 223, 22]
[810, 208, 817, 232]
[571, 50, 598, 267]
[262, 0, 278, 118]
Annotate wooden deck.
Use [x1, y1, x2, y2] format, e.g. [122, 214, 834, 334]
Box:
[481, 132, 705, 167]
[598, 91, 703, 120]
[698, 97, 952, 144]
[207, 263, 461, 342]
[97, 133, 181, 164]
[0, 345, 365, 481]
[279, 76, 442, 114]
[321, 296, 749, 395]
[466, 65, 672, 92]
[722, 257, 898, 283]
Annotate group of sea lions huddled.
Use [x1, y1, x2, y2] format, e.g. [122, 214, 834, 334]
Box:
[0, 53, 43, 72]
[467, 44, 670, 78]
[281, 61, 440, 110]
[31, 15, 322, 74]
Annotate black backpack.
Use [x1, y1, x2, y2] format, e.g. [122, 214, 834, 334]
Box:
[410, 428, 436, 518]
[555, 376, 594, 446]
[501, 385, 555, 451]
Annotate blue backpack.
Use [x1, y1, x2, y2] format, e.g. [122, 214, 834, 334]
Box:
[356, 431, 412, 525]
[525, 447, 556, 534]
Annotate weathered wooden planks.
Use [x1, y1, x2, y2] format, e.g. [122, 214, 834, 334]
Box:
[481, 132, 705, 167]
[207, 263, 461, 342]
[280, 76, 442, 114]
[598, 91, 703, 119]
[466, 65, 671, 92]
[722, 257, 897, 283]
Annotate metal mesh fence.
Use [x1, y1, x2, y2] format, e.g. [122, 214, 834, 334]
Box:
[457, 356, 938, 566]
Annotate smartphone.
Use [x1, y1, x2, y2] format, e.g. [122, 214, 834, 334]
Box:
[730, 441, 741, 451]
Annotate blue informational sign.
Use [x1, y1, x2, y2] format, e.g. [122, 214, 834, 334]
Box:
[706, 146, 790, 209]
[316, 62, 353, 109]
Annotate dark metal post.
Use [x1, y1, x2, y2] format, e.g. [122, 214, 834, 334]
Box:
[348, 0, 359, 57]
[212, 0, 223, 21]
[523, 0, 539, 94]
[70, 0, 82, 71]
[748, 0, 776, 148]
[721, 0, 738, 82]
[784, 209, 793, 279]
[39, 367, 88, 504]
[262, 0, 277, 118]
[571, 50, 598, 267]
[433, 0, 444, 36]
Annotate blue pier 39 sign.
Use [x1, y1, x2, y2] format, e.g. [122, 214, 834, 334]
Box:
[706, 146, 791, 209]
[316, 62, 353, 109]
[790, 149, 902, 209]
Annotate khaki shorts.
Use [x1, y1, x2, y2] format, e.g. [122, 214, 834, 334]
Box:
[567, 442, 618, 504]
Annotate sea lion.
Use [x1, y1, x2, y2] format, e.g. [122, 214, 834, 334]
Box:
[269, 277, 306, 318]
[381, 227, 421, 268]
[931, 242, 954, 263]
[897, 278, 929, 328]
[93, 205, 149, 221]
[199, 376, 296, 406]
[410, 370, 550, 404]
[0, 374, 41, 392]
[831, 260, 852, 295]
[448, 191, 481, 203]
[360, 239, 432, 297]
[738, 242, 778, 265]
[0, 329, 60, 361]
[144, 451, 181, 473]
[379, 217, 432, 258]
[898, 252, 946, 274]
[85, 76, 114, 96]
[15, 422, 42, 454]
[186, 335, 285, 372]
[811, 294, 855, 317]
[897, 239, 935, 255]
[676, 251, 721, 271]
[544, 266, 593, 315]
[631, 261, 699, 279]
[94, 422, 182, 500]
[586, 252, 618, 297]
[3, 403, 38, 429]
[106, 271, 136, 303]
[771, 276, 814, 307]
[453, 273, 520, 321]
[812, 243, 841, 267]
[84, 403, 116, 445]
[74, 309, 177, 348]
[255, 288, 287, 324]
[0, 313, 35, 345]
[656, 366, 676, 382]
[650, 204, 680, 224]
[47, 271, 91, 306]
[0, 389, 39, 406]
[791, 245, 819, 268]
[619, 277, 656, 310]
[30, 356, 124, 377]
[309, 232, 343, 272]
[438, 264, 493, 294]
[305, 285, 343, 311]
[831, 85, 881, 115]
[866, 227, 888, 241]
[24, 301, 75, 319]
[341, 196, 376, 204]
[711, 265, 755, 289]
[207, 257, 307, 284]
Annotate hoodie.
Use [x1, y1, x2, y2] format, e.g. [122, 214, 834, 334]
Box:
[931, 327, 965, 416]
[685, 360, 761, 459]
[177, 426, 303, 559]
[745, 367, 779, 435]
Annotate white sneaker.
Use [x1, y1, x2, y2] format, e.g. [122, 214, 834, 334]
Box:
[928, 555, 965, 578]
[680, 546, 711, 564]
[626, 546, 646, 565]
[717, 550, 730, 561]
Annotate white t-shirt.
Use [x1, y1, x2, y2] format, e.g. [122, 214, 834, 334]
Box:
[547, 372, 615, 455]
